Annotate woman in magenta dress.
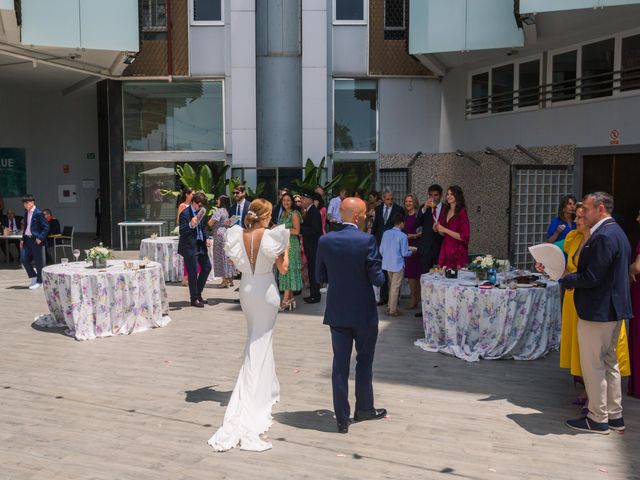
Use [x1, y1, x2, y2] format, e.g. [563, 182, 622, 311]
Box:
[403, 194, 422, 309]
[629, 208, 640, 398]
[436, 186, 470, 269]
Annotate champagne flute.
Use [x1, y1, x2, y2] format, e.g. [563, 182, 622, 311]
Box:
[73, 249, 80, 262]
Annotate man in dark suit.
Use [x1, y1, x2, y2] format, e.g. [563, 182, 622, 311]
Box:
[299, 189, 323, 303]
[20, 194, 49, 289]
[230, 185, 250, 228]
[178, 192, 212, 308]
[413, 184, 445, 317]
[1, 209, 23, 262]
[371, 189, 403, 306]
[560, 192, 633, 434]
[316, 197, 387, 433]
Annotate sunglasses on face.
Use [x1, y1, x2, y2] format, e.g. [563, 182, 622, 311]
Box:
[233, 191, 241, 195]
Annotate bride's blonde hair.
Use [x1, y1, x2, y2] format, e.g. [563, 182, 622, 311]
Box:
[245, 198, 273, 228]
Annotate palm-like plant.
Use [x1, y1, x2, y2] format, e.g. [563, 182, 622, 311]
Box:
[161, 163, 229, 206]
[293, 157, 343, 194]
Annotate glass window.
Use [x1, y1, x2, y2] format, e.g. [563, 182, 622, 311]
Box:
[124, 161, 225, 236]
[334, 80, 377, 152]
[142, 0, 167, 31]
[335, 0, 364, 22]
[193, 0, 222, 22]
[621, 34, 640, 92]
[518, 60, 540, 108]
[384, 0, 405, 39]
[332, 161, 377, 195]
[257, 169, 277, 203]
[124, 81, 224, 152]
[552, 50, 577, 102]
[470, 72, 489, 115]
[491, 64, 514, 113]
[277, 168, 303, 192]
[581, 38, 614, 100]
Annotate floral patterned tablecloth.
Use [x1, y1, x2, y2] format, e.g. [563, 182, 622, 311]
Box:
[139, 236, 183, 282]
[35, 260, 171, 341]
[415, 271, 561, 362]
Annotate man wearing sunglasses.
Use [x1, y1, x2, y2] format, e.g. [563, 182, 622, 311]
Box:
[178, 192, 212, 308]
[229, 185, 250, 228]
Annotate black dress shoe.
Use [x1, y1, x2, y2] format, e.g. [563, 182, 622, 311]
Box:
[303, 297, 321, 304]
[190, 299, 205, 308]
[354, 408, 387, 422]
[337, 422, 350, 434]
[376, 300, 388, 306]
[197, 295, 206, 304]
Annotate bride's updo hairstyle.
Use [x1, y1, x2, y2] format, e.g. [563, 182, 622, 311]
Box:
[245, 198, 273, 228]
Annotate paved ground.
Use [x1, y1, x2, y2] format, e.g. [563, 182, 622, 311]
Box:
[1, 253, 639, 480]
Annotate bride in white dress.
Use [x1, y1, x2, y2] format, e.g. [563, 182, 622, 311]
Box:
[208, 198, 290, 452]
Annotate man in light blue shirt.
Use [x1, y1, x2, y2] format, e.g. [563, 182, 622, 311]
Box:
[327, 188, 347, 231]
[379, 213, 413, 316]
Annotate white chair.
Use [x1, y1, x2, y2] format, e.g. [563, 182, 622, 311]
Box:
[53, 226, 74, 263]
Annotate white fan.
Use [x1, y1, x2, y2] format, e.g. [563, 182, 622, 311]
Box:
[528, 243, 566, 281]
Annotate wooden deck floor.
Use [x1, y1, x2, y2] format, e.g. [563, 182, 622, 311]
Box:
[1, 258, 639, 480]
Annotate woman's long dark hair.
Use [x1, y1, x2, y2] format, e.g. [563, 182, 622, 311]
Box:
[180, 187, 193, 203]
[218, 195, 231, 214]
[557, 195, 577, 219]
[445, 185, 466, 216]
[280, 192, 299, 213]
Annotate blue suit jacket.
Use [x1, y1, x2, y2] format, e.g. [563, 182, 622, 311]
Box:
[22, 208, 49, 242]
[230, 201, 250, 228]
[177, 207, 209, 257]
[316, 225, 385, 327]
[561, 218, 633, 322]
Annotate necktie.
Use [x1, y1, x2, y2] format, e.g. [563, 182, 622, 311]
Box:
[384, 206, 390, 224]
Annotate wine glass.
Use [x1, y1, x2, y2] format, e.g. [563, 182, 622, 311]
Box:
[73, 249, 80, 262]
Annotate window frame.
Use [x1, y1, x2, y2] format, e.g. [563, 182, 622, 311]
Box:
[466, 54, 543, 118]
[333, 0, 368, 26]
[332, 78, 379, 154]
[189, 0, 224, 26]
[141, 0, 167, 32]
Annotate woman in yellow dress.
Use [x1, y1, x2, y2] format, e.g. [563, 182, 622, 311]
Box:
[560, 205, 630, 404]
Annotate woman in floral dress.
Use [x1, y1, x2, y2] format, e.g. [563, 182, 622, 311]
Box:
[277, 193, 303, 310]
[208, 195, 236, 287]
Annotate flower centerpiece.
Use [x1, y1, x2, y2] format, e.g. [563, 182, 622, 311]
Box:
[468, 254, 500, 281]
[85, 243, 112, 268]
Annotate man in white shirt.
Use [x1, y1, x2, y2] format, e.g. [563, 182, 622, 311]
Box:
[327, 188, 347, 232]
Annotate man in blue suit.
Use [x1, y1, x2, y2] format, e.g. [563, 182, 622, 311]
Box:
[20, 194, 49, 289]
[316, 197, 387, 433]
[178, 192, 212, 308]
[560, 192, 633, 434]
[229, 185, 250, 228]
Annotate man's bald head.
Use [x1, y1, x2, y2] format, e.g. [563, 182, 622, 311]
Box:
[340, 197, 366, 225]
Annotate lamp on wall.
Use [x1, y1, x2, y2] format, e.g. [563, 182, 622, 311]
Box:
[123, 53, 137, 65]
[408, 151, 423, 167]
[455, 149, 481, 167]
[484, 147, 511, 166]
[515, 144, 543, 164]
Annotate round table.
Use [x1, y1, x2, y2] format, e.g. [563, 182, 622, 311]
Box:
[415, 270, 561, 362]
[139, 236, 183, 282]
[35, 260, 171, 341]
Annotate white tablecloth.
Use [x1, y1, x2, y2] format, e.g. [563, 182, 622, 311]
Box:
[139, 236, 183, 282]
[35, 260, 171, 341]
[415, 271, 561, 361]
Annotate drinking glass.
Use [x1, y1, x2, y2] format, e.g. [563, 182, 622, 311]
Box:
[61, 258, 69, 267]
[73, 249, 80, 262]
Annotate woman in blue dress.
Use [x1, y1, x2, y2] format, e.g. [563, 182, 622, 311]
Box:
[546, 194, 577, 243]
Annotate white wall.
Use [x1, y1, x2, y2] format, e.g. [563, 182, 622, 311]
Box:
[0, 83, 99, 232]
[379, 78, 442, 154]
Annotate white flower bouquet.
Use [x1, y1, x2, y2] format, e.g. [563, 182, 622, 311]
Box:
[86, 243, 112, 268]
[468, 254, 499, 273]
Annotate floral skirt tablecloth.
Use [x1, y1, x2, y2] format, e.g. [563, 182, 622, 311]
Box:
[415, 272, 561, 361]
[35, 261, 171, 341]
[139, 236, 183, 282]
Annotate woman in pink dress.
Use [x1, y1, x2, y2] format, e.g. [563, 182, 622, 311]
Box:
[436, 186, 470, 269]
[629, 208, 640, 398]
[403, 194, 422, 309]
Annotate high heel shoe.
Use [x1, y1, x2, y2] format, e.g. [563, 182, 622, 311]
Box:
[287, 300, 297, 311]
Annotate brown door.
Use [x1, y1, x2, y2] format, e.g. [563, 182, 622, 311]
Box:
[582, 153, 640, 248]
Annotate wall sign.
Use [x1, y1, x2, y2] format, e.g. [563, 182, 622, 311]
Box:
[0, 148, 27, 197]
[610, 129, 620, 145]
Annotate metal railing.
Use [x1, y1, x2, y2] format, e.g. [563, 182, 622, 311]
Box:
[465, 66, 640, 116]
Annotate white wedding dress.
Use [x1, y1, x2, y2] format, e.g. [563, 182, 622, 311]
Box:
[207, 224, 290, 452]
